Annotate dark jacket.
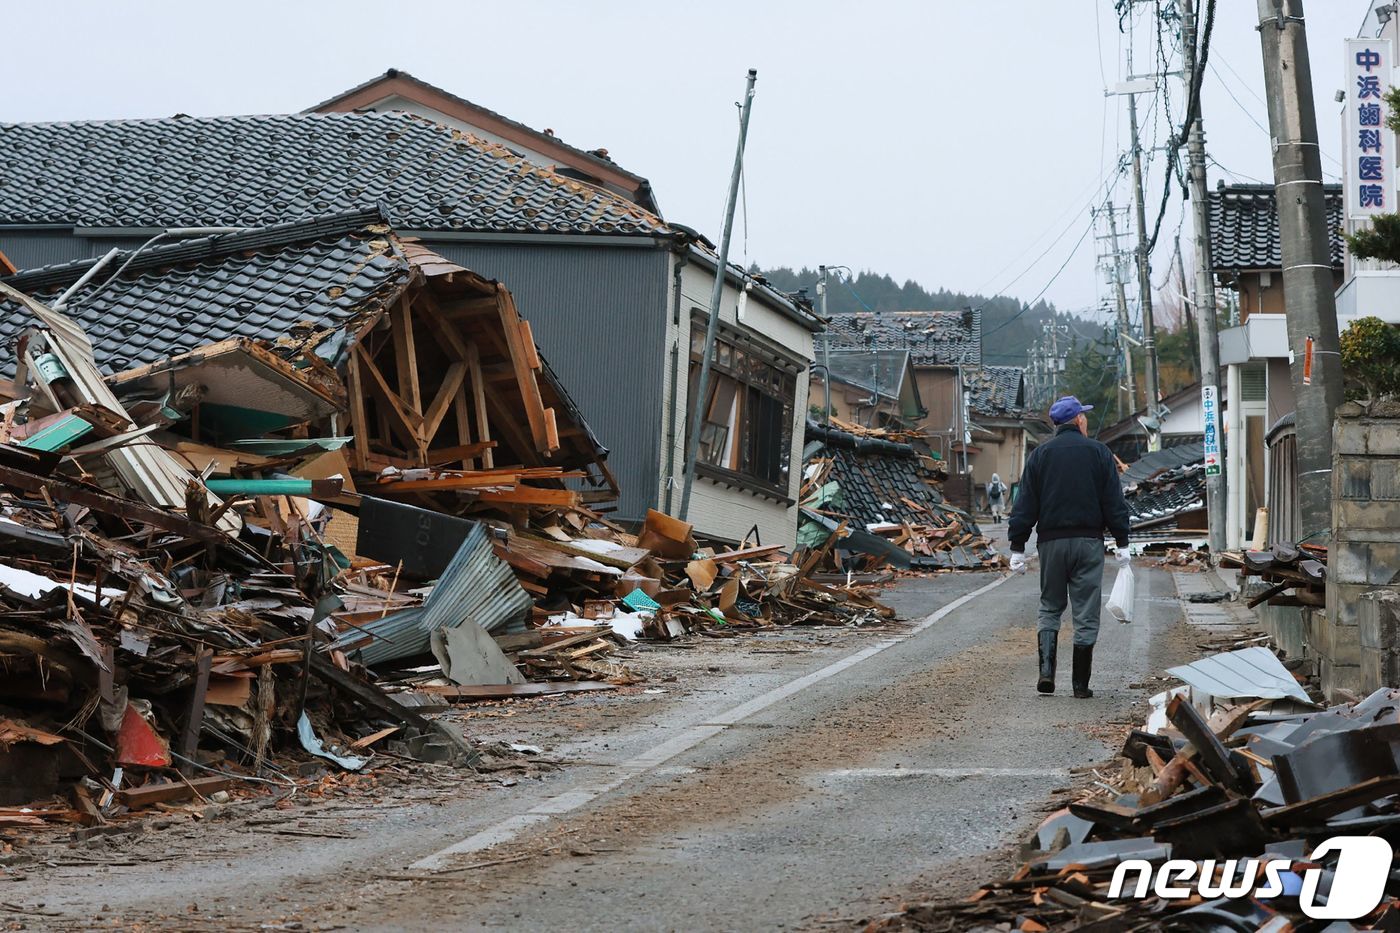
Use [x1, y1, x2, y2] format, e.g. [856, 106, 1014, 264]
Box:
[1008, 424, 1130, 552]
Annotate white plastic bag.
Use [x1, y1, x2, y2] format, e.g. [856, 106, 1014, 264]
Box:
[1106, 565, 1135, 623]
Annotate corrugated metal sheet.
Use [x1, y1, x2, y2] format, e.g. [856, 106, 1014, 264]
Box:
[425, 241, 669, 524]
[1266, 419, 1299, 547]
[334, 522, 532, 666]
[1166, 646, 1310, 703]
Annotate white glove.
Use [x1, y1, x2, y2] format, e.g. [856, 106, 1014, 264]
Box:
[1115, 547, 1131, 566]
[1010, 552, 1027, 575]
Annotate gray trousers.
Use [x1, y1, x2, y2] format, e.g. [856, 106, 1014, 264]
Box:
[1036, 537, 1105, 647]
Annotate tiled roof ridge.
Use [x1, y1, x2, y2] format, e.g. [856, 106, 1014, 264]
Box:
[2, 206, 395, 289]
[303, 68, 649, 186]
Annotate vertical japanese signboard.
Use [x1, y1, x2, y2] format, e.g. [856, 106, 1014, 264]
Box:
[1201, 385, 1221, 477]
[1346, 38, 1395, 220]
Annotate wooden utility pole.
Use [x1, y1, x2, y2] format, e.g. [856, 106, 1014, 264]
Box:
[1256, 0, 1344, 529]
[1127, 91, 1162, 449]
[1182, 0, 1226, 555]
[1106, 209, 1137, 418]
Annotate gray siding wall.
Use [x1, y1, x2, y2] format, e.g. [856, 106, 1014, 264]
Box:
[0, 232, 147, 270]
[424, 241, 671, 525]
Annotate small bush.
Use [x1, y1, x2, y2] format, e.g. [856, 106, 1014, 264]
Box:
[1340, 316, 1400, 400]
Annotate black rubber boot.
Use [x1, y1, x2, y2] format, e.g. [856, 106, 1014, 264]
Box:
[1072, 644, 1094, 698]
[1037, 631, 1057, 694]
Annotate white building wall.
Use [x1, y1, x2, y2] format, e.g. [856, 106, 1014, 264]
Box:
[656, 254, 814, 546]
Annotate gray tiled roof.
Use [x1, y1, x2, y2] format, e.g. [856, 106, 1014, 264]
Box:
[966, 365, 1025, 417]
[1208, 183, 1344, 272]
[0, 208, 408, 373]
[824, 310, 980, 367]
[0, 112, 667, 236]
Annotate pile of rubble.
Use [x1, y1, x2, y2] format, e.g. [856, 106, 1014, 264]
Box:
[800, 419, 1004, 572]
[0, 224, 898, 827]
[1221, 542, 1327, 612]
[1119, 442, 1207, 536]
[870, 646, 1400, 930]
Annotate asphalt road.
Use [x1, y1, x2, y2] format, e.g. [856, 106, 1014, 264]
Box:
[22, 553, 1202, 932]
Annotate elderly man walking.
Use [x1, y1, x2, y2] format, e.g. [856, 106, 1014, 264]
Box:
[1007, 396, 1131, 698]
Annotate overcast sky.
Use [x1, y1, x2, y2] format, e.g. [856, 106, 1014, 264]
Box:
[3, 1, 1372, 324]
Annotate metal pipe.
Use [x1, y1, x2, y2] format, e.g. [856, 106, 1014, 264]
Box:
[678, 69, 758, 522]
[72, 227, 246, 308]
[819, 264, 831, 423]
[52, 247, 120, 309]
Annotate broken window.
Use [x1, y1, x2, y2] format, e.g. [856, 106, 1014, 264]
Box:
[687, 316, 798, 493]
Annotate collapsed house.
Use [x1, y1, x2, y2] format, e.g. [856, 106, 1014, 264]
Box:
[0, 215, 894, 819]
[800, 419, 1004, 571]
[0, 111, 820, 545]
[1119, 441, 1208, 538]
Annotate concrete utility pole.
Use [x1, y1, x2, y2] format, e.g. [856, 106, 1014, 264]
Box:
[1255, 0, 1345, 530]
[1182, 0, 1226, 555]
[1127, 91, 1163, 449]
[1106, 209, 1137, 418]
[818, 264, 831, 424]
[679, 68, 757, 522]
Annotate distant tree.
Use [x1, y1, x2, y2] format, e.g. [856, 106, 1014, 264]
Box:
[1060, 328, 1121, 434]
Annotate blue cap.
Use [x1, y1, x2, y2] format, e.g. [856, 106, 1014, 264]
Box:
[1049, 395, 1093, 424]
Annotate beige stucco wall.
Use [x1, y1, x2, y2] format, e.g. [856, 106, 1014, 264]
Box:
[656, 254, 814, 546]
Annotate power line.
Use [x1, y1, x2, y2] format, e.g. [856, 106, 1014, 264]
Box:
[983, 216, 1097, 339]
[974, 157, 1124, 297]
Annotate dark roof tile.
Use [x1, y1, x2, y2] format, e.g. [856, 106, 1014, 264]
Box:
[824, 310, 980, 367]
[1208, 183, 1344, 272]
[0, 112, 667, 237]
[0, 209, 409, 374]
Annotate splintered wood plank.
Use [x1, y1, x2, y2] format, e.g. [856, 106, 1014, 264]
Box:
[467, 341, 494, 469]
[420, 361, 468, 449]
[417, 682, 617, 700]
[391, 298, 423, 413]
[412, 290, 471, 361]
[477, 486, 581, 507]
[355, 345, 422, 451]
[494, 286, 553, 453]
[453, 377, 474, 468]
[116, 776, 236, 809]
[345, 350, 370, 471]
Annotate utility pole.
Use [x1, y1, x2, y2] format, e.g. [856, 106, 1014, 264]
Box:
[1105, 209, 1137, 418]
[1182, 0, 1227, 555]
[1127, 90, 1163, 449]
[818, 264, 831, 423]
[679, 68, 757, 522]
[1255, 0, 1344, 530]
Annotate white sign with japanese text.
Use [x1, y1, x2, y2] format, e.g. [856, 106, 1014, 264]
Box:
[1201, 385, 1221, 477]
[1345, 38, 1395, 220]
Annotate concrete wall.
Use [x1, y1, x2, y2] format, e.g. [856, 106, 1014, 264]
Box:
[1325, 408, 1400, 699]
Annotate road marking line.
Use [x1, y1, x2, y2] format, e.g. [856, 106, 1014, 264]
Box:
[823, 767, 1070, 779]
[410, 573, 1013, 870]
